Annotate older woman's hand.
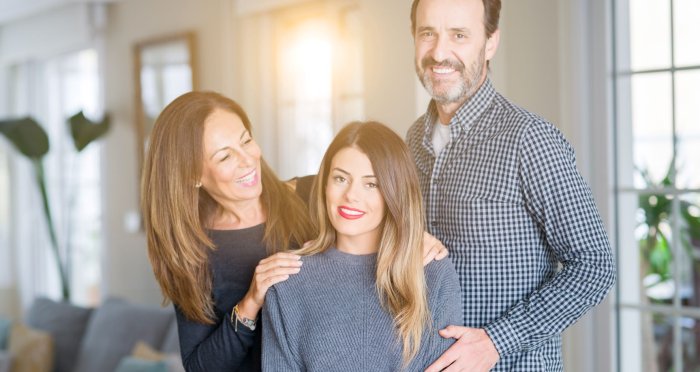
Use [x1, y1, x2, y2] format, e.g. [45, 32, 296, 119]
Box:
[237, 252, 303, 318]
[422, 232, 449, 266]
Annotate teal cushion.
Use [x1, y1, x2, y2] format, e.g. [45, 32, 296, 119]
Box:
[0, 317, 11, 350]
[115, 357, 168, 372]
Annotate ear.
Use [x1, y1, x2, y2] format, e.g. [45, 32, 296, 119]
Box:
[485, 29, 500, 61]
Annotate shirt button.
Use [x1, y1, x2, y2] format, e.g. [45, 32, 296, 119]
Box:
[431, 220, 439, 227]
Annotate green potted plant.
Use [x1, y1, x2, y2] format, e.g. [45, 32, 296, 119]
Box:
[0, 112, 109, 301]
[637, 162, 700, 369]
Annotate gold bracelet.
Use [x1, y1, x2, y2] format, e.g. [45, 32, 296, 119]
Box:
[231, 304, 257, 331]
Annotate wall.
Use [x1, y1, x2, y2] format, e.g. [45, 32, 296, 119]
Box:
[359, 0, 416, 135]
[498, 1, 563, 131]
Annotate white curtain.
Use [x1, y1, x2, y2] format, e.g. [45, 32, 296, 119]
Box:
[3, 51, 103, 310]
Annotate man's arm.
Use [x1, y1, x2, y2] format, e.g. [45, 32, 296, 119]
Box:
[484, 121, 616, 357]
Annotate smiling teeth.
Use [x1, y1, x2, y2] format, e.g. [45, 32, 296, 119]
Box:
[340, 208, 363, 216]
[236, 171, 255, 184]
[433, 67, 454, 74]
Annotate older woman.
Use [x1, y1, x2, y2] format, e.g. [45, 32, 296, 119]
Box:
[262, 122, 462, 371]
[141, 91, 315, 371]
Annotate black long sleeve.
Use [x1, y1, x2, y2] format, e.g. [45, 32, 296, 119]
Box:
[176, 224, 267, 372]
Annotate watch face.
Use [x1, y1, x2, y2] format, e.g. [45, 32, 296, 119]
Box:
[232, 305, 257, 331]
[243, 319, 256, 331]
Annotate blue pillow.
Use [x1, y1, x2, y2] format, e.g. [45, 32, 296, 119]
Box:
[0, 317, 11, 350]
[114, 357, 168, 372]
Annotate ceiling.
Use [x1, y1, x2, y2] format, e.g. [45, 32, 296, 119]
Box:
[0, 0, 113, 25]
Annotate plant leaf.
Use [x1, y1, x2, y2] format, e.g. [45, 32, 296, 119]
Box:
[0, 117, 49, 159]
[649, 232, 671, 279]
[68, 111, 110, 152]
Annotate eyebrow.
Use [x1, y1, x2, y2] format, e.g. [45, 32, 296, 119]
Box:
[416, 26, 472, 36]
[332, 167, 376, 179]
[450, 27, 471, 35]
[209, 130, 250, 159]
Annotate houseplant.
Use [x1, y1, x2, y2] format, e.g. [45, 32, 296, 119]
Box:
[637, 162, 700, 369]
[0, 111, 109, 300]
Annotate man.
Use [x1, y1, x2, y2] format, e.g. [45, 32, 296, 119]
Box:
[406, 0, 616, 370]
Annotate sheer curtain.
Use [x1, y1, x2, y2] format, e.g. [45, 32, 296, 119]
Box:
[5, 50, 103, 309]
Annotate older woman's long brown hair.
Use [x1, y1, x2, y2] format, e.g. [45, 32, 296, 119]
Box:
[141, 91, 314, 324]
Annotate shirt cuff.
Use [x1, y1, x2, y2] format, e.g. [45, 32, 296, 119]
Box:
[484, 317, 521, 357]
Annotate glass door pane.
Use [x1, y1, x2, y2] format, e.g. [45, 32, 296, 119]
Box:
[675, 70, 700, 189]
[674, 0, 700, 67]
[629, 0, 671, 71]
[631, 73, 674, 188]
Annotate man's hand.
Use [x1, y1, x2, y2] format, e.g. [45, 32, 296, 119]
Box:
[425, 326, 499, 372]
[422, 232, 449, 266]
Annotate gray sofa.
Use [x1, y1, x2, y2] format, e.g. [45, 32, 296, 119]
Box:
[22, 297, 180, 372]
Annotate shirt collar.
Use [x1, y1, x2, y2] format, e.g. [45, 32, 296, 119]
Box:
[421, 77, 496, 144]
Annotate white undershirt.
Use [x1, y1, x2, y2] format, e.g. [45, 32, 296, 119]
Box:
[431, 120, 451, 156]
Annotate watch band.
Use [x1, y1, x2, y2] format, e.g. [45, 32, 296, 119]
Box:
[231, 304, 257, 331]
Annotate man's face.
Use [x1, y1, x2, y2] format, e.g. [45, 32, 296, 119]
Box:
[414, 0, 498, 106]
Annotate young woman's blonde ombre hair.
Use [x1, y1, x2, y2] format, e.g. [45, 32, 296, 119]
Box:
[141, 91, 314, 324]
[297, 121, 430, 365]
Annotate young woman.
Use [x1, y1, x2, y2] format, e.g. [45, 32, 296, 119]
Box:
[262, 121, 462, 371]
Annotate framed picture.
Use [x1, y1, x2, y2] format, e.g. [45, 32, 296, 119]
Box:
[134, 31, 197, 175]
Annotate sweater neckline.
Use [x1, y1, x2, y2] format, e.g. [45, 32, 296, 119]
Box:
[323, 246, 377, 266]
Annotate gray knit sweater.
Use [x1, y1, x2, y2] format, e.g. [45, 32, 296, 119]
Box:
[262, 247, 462, 371]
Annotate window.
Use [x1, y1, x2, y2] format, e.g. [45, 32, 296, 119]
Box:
[273, 4, 363, 179]
[614, 0, 700, 370]
[7, 49, 102, 307]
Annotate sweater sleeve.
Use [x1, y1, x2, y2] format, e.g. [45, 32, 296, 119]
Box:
[262, 287, 303, 371]
[421, 259, 463, 367]
[484, 122, 616, 356]
[175, 305, 257, 371]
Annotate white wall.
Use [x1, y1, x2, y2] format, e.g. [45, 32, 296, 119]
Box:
[359, 0, 416, 135]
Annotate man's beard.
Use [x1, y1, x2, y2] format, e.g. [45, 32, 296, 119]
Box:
[416, 47, 486, 105]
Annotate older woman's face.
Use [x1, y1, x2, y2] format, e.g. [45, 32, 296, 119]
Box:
[200, 108, 263, 206]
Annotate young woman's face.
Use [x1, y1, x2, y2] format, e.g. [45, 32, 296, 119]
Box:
[199, 108, 263, 205]
[325, 146, 386, 248]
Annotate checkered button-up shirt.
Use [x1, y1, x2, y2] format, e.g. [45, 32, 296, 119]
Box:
[407, 78, 615, 371]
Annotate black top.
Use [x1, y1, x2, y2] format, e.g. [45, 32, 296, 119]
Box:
[294, 175, 314, 206]
[176, 225, 266, 371]
[175, 175, 315, 371]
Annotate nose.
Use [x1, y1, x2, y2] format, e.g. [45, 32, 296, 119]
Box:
[429, 34, 450, 63]
[238, 148, 255, 167]
[343, 181, 360, 203]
